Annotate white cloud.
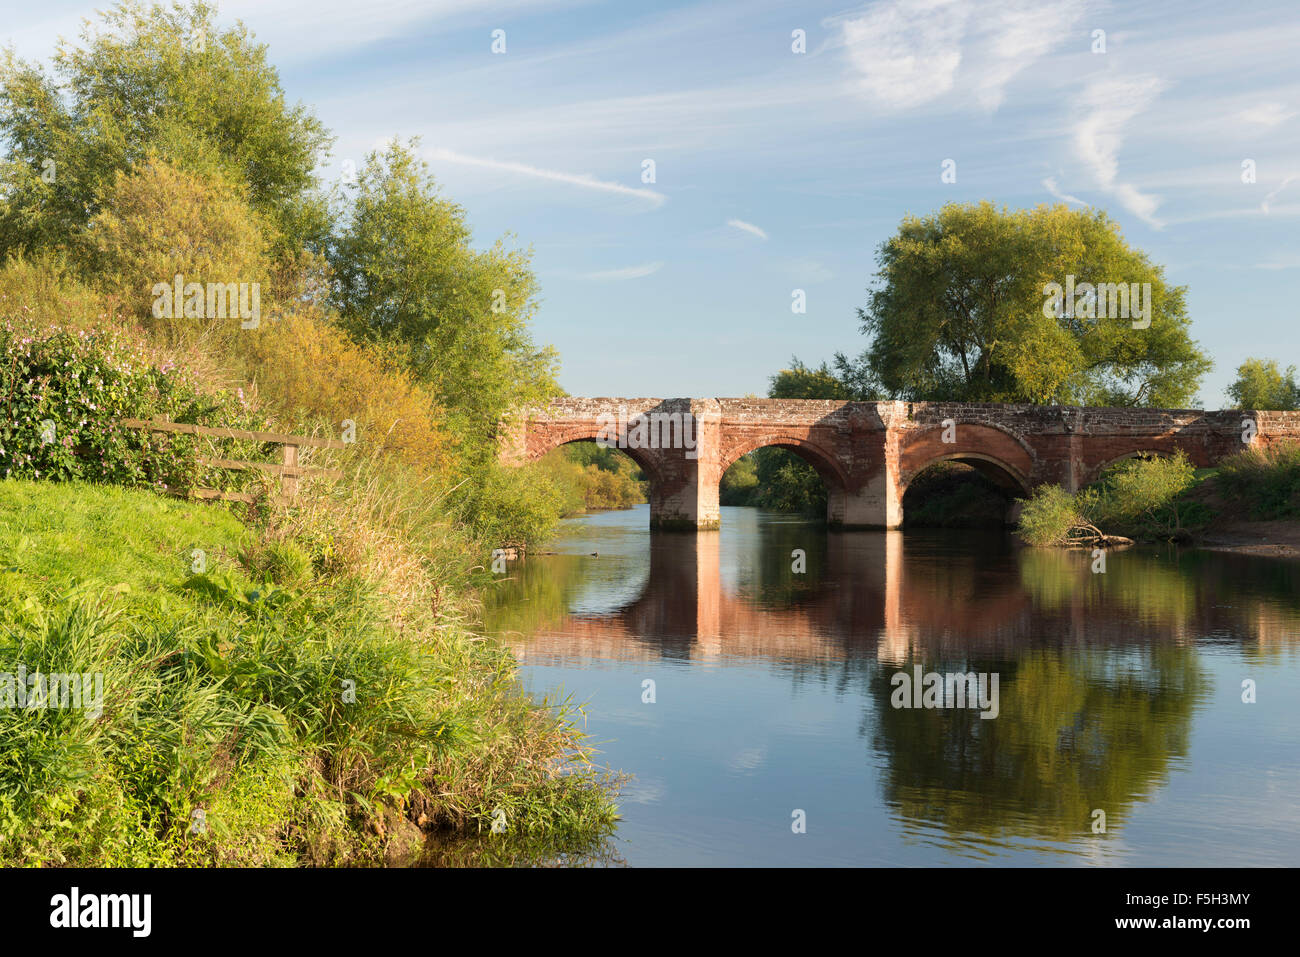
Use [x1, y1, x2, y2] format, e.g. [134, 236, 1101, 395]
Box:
[839, 0, 970, 110]
[837, 0, 1083, 112]
[1238, 102, 1297, 127]
[1073, 75, 1167, 227]
[1262, 174, 1297, 213]
[575, 262, 664, 281]
[975, 0, 1086, 110]
[726, 218, 768, 240]
[424, 148, 666, 207]
[1043, 176, 1088, 206]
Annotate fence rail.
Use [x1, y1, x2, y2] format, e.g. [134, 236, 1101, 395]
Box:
[118, 418, 344, 504]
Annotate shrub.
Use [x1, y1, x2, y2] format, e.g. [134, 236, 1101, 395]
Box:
[455, 461, 568, 551]
[227, 313, 451, 475]
[0, 320, 260, 491]
[1216, 441, 1300, 519]
[537, 445, 646, 514]
[1016, 484, 1088, 546]
[0, 254, 106, 329]
[1092, 452, 1198, 537]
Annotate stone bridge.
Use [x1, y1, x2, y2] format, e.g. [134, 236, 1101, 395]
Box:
[499, 398, 1300, 529]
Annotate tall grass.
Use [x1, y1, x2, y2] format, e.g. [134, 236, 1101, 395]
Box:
[1215, 441, 1300, 519]
[0, 479, 620, 866]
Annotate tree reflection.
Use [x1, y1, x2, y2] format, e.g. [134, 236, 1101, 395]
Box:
[869, 646, 1207, 843]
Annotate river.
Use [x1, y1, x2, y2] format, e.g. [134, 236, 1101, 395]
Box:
[477, 504, 1300, 866]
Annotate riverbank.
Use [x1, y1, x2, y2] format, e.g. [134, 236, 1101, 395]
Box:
[1185, 452, 1300, 557]
[0, 479, 620, 866]
[1017, 444, 1300, 554]
[1196, 524, 1300, 558]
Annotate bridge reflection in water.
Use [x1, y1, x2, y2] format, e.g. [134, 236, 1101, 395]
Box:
[483, 506, 1300, 864]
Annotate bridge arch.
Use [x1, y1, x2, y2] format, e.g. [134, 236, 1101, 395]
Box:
[902, 451, 1033, 496]
[1083, 447, 1178, 486]
[897, 423, 1035, 528]
[898, 423, 1035, 492]
[717, 433, 851, 491]
[523, 426, 666, 484]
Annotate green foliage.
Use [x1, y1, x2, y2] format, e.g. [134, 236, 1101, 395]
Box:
[1227, 358, 1300, 411]
[453, 461, 568, 549]
[849, 202, 1212, 406]
[328, 140, 559, 454]
[871, 647, 1205, 843]
[0, 1, 332, 262]
[0, 479, 619, 865]
[1090, 452, 1198, 537]
[538, 445, 646, 514]
[1016, 484, 1088, 546]
[87, 156, 272, 334]
[1215, 441, 1300, 519]
[719, 452, 758, 504]
[757, 448, 826, 514]
[0, 321, 259, 490]
[1019, 452, 1206, 545]
[720, 448, 825, 514]
[769, 358, 853, 399]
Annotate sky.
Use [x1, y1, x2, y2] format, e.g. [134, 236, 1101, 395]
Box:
[6, 0, 1300, 407]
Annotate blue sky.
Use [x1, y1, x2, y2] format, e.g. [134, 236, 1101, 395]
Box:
[8, 0, 1300, 406]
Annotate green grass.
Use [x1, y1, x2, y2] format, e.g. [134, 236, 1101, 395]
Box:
[0, 480, 250, 611]
[0, 479, 619, 866]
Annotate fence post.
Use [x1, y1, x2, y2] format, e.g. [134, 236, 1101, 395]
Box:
[282, 443, 299, 501]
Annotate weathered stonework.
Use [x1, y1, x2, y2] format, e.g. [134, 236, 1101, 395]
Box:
[500, 398, 1300, 530]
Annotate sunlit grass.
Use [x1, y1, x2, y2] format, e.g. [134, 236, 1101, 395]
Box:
[0, 479, 620, 866]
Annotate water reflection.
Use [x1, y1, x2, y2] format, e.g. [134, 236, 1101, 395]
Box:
[482, 506, 1300, 865]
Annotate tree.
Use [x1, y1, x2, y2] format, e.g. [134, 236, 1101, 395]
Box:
[1227, 358, 1299, 411]
[847, 202, 1211, 406]
[0, 1, 332, 264]
[328, 139, 558, 453]
[88, 156, 270, 339]
[769, 358, 852, 399]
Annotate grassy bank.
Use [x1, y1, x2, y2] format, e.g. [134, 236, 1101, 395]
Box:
[1017, 443, 1300, 549]
[0, 479, 619, 866]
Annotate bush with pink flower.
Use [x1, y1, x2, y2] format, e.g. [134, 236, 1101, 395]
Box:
[0, 321, 268, 491]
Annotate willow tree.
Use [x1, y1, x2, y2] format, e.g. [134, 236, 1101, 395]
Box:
[850, 202, 1212, 407]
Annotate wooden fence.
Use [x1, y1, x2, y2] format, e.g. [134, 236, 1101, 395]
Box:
[119, 418, 345, 504]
